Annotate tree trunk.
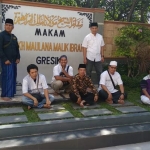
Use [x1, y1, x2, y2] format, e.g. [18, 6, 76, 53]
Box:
[93, 0, 99, 8]
[127, 0, 138, 22]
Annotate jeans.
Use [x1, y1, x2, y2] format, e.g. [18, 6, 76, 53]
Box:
[22, 94, 55, 108]
[86, 58, 102, 84]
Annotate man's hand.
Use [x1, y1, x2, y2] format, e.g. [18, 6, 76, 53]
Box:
[101, 57, 104, 62]
[46, 99, 51, 105]
[108, 92, 112, 100]
[94, 95, 98, 102]
[67, 78, 71, 83]
[33, 98, 38, 106]
[119, 94, 124, 100]
[16, 59, 20, 64]
[84, 58, 87, 64]
[5, 60, 11, 65]
[77, 97, 82, 104]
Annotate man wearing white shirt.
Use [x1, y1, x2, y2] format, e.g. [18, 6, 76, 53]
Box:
[82, 22, 105, 84]
[22, 64, 54, 109]
[51, 55, 73, 94]
[98, 61, 125, 104]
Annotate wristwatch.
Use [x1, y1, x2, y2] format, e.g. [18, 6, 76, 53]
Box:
[121, 93, 124, 95]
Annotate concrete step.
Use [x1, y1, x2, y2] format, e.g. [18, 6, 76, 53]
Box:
[1, 122, 150, 150]
[1, 112, 150, 139]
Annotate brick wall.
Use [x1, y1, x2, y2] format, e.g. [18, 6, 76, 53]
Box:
[103, 21, 150, 58]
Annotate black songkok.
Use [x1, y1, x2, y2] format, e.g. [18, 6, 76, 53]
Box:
[5, 18, 14, 25]
[78, 64, 86, 69]
[89, 22, 98, 28]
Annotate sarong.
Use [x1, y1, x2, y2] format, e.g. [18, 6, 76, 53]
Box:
[1, 61, 17, 97]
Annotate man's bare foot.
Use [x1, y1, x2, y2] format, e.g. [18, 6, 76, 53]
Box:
[28, 106, 31, 110]
[118, 100, 124, 104]
[1, 97, 11, 101]
[106, 99, 113, 104]
[43, 104, 51, 109]
[80, 100, 86, 107]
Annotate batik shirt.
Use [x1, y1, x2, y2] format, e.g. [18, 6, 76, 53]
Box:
[70, 74, 98, 98]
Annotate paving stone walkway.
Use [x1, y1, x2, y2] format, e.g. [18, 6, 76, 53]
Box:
[0, 115, 28, 124]
[71, 103, 100, 109]
[38, 111, 74, 120]
[115, 106, 147, 113]
[0, 107, 24, 115]
[80, 109, 113, 116]
[109, 101, 135, 107]
[34, 104, 65, 112]
[0, 85, 148, 125]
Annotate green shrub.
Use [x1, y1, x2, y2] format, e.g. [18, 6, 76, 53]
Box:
[122, 74, 147, 89]
[115, 24, 150, 77]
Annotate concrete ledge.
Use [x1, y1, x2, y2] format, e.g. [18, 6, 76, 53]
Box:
[1, 112, 150, 139]
[1, 123, 150, 150]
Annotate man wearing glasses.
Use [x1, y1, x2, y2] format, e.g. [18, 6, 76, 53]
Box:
[98, 61, 125, 104]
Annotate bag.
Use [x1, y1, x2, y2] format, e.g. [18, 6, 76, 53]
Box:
[59, 66, 70, 86]
[107, 70, 127, 99]
[30, 93, 43, 102]
[31, 74, 43, 102]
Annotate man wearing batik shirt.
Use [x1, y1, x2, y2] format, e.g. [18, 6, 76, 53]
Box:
[140, 68, 150, 105]
[69, 64, 98, 107]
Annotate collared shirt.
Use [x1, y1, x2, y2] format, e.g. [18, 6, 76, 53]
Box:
[140, 75, 150, 95]
[22, 74, 48, 94]
[70, 74, 98, 98]
[98, 70, 123, 93]
[0, 30, 20, 62]
[51, 63, 73, 82]
[82, 33, 105, 62]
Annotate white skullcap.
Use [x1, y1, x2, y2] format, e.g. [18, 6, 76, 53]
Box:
[109, 61, 117, 66]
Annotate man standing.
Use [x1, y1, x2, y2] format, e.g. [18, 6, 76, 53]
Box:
[98, 61, 126, 104]
[51, 55, 73, 94]
[0, 18, 20, 100]
[82, 22, 105, 84]
[69, 64, 98, 107]
[22, 64, 54, 109]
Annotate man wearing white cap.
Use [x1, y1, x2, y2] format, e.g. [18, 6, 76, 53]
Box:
[98, 61, 126, 104]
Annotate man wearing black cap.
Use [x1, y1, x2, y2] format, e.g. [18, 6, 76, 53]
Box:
[51, 55, 73, 94]
[0, 18, 20, 101]
[69, 64, 98, 107]
[82, 22, 105, 84]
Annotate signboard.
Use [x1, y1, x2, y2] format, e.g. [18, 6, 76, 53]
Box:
[1, 3, 93, 83]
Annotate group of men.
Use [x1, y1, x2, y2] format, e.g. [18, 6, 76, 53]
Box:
[0, 18, 150, 109]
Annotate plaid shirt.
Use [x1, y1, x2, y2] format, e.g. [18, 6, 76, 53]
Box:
[70, 74, 98, 98]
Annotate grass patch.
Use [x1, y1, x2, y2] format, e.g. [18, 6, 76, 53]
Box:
[62, 102, 84, 118]
[127, 89, 150, 112]
[100, 102, 122, 115]
[22, 105, 40, 122]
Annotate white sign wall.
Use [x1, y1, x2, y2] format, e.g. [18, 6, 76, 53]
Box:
[2, 3, 93, 83]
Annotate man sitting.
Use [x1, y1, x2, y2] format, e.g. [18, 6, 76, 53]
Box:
[98, 61, 125, 104]
[140, 68, 150, 105]
[22, 64, 54, 109]
[51, 55, 73, 94]
[69, 64, 98, 107]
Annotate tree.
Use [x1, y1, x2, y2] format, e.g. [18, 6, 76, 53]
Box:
[115, 24, 150, 77]
[25, 0, 150, 23]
